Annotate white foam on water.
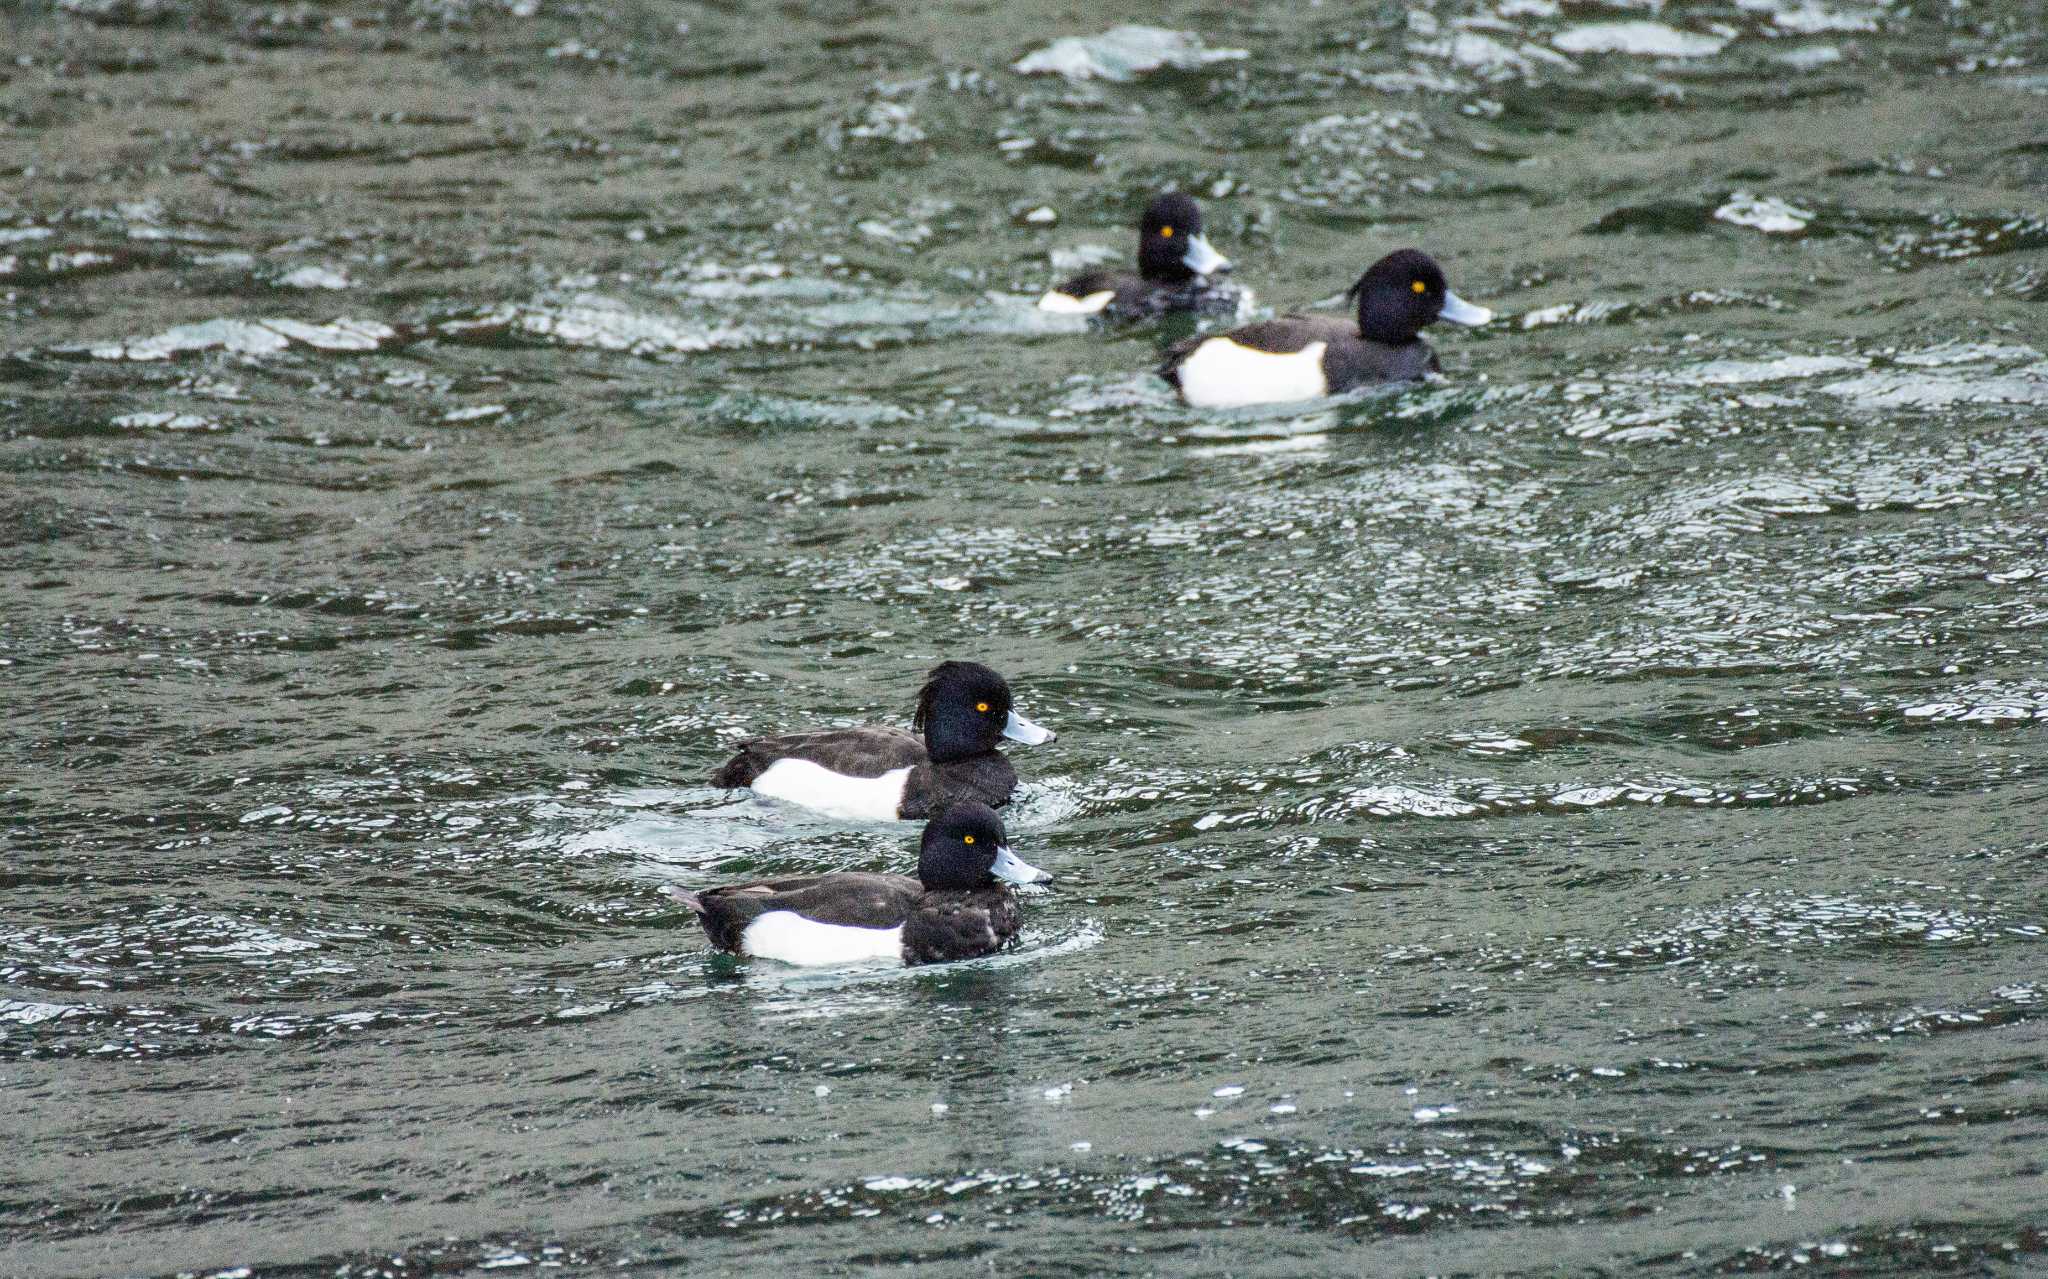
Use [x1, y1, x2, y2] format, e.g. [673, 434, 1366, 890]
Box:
[1715, 192, 1814, 233]
[1013, 26, 1246, 82]
[1553, 21, 1729, 57]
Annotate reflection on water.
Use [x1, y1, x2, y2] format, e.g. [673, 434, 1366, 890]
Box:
[4, 0, 2045, 1274]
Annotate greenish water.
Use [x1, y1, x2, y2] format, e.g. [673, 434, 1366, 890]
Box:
[3, 1, 2045, 1275]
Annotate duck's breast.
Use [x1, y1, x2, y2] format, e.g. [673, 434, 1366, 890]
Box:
[902, 889, 1022, 966]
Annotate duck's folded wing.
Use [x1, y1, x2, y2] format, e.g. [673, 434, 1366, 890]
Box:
[902, 890, 1022, 966]
[711, 726, 926, 787]
[1220, 315, 1357, 353]
[765, 873, 923, 928]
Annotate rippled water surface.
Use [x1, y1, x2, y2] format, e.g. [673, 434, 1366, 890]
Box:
[4, 1, 2045, 1274]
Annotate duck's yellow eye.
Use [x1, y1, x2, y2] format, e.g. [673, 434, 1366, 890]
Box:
[1160, 226, 1174, 238]
[976, 701, 990, 712]
[963, 835, 975, 845]
[1411, 279, 1427, 294]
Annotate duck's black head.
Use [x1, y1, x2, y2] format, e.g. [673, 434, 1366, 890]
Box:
[1347, 249, 1493, 345]
[912, 660, 1055, 763]
[919, 802, 1051, 890]
[1137, 193, 1231, 285]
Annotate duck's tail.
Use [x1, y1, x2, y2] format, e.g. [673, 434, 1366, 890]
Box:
[710, 743, 769, 789]
[1157, 335, 1199, 390]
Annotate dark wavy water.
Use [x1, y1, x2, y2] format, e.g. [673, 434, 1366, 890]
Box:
[4, 1, 2045, 1275]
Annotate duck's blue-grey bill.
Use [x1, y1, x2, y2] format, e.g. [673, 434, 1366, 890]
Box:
[1180, 233, 1230, 277]
[1439, 291, 1493, 326]
[1003, 710, 1056, 745]
[991, 844, 1053, 885]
